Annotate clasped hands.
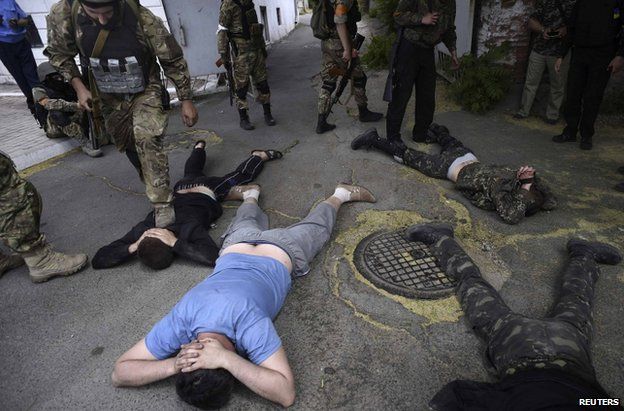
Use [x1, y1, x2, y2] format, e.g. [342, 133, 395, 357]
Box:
[128, 228, 178, 253]
[174, 338, 231, 373]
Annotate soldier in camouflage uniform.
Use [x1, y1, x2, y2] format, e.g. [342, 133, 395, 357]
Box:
[45, 0, 199, 227]
[0, 151, 88, 282]
[33, 62, 103, 157]
[515, 0, 575, 124]
[386, 0, 458, 144]
[315, 0, 382, 134]
[406, 223, 622, 409]
[352, 124, 557, 224]
[217, 0, 275, 130]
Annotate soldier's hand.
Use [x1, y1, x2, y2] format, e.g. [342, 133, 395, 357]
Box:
[556, 26, 567, 38]
[181, 100, 198, 127]
[607, 56, 624, 75]
[342, 48, 352, 63]
[554, 57, 563, 74]
[76, 88, 93, 112]
[450, 51, 460, 70]
[421, 12, 440, 26]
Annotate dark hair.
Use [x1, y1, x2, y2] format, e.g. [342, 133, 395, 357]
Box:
[137, 237, 174, 270]
[79, 0, 118, 8]
[176, 369, 235, 410]
[525, 185, 545, 216]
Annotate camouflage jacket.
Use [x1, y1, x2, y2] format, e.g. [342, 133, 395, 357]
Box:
[44, 0, 192, 100]
[394, 0, 457, 51]
[217, 0, 264, 54]
[455, 163, 533, 225]
[530, 0, 576, 56]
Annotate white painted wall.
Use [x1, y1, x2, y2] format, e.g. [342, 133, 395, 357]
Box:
[254, 0, 298, 44]
[0, 0, 169, 83]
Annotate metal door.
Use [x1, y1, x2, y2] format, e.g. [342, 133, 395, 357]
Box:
[162, 0, 222, 76]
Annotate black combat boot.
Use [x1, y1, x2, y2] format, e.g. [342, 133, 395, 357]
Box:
[351, 128, 406, 158]
[567, 238, 622, 265]
[358, 105, 383, 123]
[316, 113, 336, 134]
[405, 223, 455, 245]
[552, 130, 576, 143]
[579, 136, 593, 150]
[239, 109, 255, 131]
[263, 104, 276, 126]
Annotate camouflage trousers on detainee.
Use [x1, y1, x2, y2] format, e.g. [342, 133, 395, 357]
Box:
[403, 132, 473, 179]
[233, 46, 270, 110]
[318, 38, 367, 115]
[430, 236, 597, 383]
[0, 153, 45, 253]
[101, 82, 172, 205]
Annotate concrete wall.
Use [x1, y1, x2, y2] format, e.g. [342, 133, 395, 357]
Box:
[0, 0, 169, 83]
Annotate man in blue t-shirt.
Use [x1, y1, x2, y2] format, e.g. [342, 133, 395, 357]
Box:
[0, 0, 39, 115]
[110, 182, 376, 408]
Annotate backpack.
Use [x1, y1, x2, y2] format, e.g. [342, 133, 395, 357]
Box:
[311, 0, 335, 40]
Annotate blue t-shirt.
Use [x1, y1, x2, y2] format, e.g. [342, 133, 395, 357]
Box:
[145, 253, 292, 364]
[0, 0, 27, 43]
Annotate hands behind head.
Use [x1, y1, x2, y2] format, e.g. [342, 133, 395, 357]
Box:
[175, 338, 230, 373]
[517, 166, 536, 181]
[143, 228, 178, 247]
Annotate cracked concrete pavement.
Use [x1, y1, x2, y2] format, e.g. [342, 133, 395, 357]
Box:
[1, 21, 623, 410]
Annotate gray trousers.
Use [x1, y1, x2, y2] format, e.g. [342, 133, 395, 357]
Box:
[518, 50, 570, 121]
[221, 202, 337, 277]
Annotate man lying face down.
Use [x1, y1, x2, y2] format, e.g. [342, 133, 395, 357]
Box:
[92, 142, 282, 270]
[351, 124, 557, 224]
[110, 183, 377, 408]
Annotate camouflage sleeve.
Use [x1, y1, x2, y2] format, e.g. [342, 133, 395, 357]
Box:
[44, 99, 80, 112]
[217, 1, 233, 55]
[441, 0, 457, 52]
[529, 0, 545, 23]
[43, 0, 82, 82]
[393, 0, 424, 27]
[141, 7, 193, 101]
[333, 0, 352, 24]
[32, 86, 48, 103]
[493, 189, 530, 225]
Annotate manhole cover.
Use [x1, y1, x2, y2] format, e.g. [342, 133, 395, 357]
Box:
[353, 229, 456, 300]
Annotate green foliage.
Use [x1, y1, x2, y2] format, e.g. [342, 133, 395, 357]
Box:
[369, 0, 400, 31]
[361, 33, 396, 69]
[449, 43, 513, 113]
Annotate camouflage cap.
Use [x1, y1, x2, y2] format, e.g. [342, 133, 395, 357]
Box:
[79, 0, 119, 6]
[36, 62, 58, 82]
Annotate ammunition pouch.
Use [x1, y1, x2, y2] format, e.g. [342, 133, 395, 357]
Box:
[89, 56, 146, 95]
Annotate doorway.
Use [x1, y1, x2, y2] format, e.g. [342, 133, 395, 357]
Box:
[259, 6, 270, 43]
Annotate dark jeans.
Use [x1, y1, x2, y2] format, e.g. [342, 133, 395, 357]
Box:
[173, 149, 264, 201]
[386, 41, 436, 142]
[563, 46, 614, 140]
[402, 130, 473, 179]
[0, 38, 39, 108]
[431, 236, 597, 383]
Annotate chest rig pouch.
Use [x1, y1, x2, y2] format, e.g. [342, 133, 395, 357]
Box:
[78, 1, 149, 95]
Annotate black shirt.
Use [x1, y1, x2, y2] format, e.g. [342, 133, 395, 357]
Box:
[92, 193, 223, 269]
[429, 368, 620, 411]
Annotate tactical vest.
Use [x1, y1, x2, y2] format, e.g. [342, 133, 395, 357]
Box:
[312, 0, 361, 40]
[76, 1, 149, 94]
[229, 0, 259, 40]
[573, 0, 624, 49]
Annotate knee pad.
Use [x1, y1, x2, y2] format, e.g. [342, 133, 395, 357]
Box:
[255, 80, 270, 94]
[322, 80, 337, 93]
[235, 86, 249, 100]
[353, 74, 367, 89]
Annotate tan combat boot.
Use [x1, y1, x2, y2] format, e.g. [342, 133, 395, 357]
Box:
[0, 252, 25, 277]
[22, 244, 88, 283]
[154, 203, 176, 228]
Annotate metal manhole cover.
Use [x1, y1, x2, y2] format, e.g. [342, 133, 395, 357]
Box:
[353, 229, 457, 300]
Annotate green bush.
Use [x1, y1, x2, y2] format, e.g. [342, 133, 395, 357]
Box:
[361, 33, 396, 69]
[449, 43, 513, 113]
[369, 0, 400, 31]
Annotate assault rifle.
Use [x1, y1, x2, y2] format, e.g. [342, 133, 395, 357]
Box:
[328, 33, 366, 113]
[215, 57, 235, 106]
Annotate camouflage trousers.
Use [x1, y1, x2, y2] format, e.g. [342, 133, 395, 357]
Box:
[232, 45, 270, 110]
[101, 82, 172, 205]
[430, 236, 597, 383]
[318, 38, 367, 115]
[403, 132, 472, 179]
[0, 153, 45, 253]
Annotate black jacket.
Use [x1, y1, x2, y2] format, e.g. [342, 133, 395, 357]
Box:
[92, 193, 223, 269]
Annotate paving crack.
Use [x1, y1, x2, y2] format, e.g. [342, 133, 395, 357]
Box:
[60, 165, 145, 197]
